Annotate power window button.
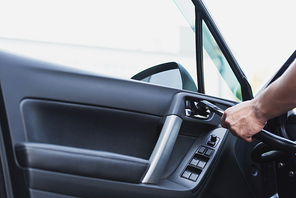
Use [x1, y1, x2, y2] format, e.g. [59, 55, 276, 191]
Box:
[197, 146, 206, 154]
[190, 158, 199, 166]
[205, 149, 214, 157]
[189, 173, 199, 181]
[182, 170, 191, 179]
[197, 161, 206, 169]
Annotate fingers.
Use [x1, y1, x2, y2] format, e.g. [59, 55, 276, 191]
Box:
[220, 112, 255, 142]
[243, 135, 254, 142]
[228, 127, 254, 142]
[220, 113, 228, 129]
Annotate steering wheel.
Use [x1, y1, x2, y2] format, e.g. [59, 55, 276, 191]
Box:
[253, 129, 296, 153]
[251, 113, 296, 163]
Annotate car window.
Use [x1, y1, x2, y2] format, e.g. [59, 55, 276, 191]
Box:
[203, 0, 296, 95]
[0, 0, 243, 100]
[202, 21, 241, 101]
[0, 0, 197, 86]
[175, 0, 240, 101]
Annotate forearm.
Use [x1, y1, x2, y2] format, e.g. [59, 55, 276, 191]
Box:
[221, 59, 296, 142]
[253, 59, 296, 122]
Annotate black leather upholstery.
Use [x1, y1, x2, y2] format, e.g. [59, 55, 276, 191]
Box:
[15, 143, 149, 183]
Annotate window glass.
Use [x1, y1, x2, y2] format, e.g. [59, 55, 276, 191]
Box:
[202, 21, 241, 101]
[0, 0, 197, 88]
[203, 0, 296, 94]
[174, 0, 240, 101]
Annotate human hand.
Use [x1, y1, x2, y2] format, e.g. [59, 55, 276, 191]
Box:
[221, 100, 267, 142]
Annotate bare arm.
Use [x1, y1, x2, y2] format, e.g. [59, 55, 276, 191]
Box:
[221, 59, 296, 142]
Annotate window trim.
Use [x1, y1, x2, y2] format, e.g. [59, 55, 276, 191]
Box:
[193, 0, 253, 101]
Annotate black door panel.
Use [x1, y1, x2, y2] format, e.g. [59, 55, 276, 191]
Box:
[16, 142, 149, 183]
[0, 50, 255, 197]
[20, 99, 161, 159]
[0, 50, 175, 150]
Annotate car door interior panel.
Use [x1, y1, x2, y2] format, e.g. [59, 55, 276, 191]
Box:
[19, 99, 161, 159]
[15, 142, 150, 183]
[0, 50, 258, 198]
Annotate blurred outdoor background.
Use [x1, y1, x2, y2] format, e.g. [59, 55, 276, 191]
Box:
[0, 0, 295, 99]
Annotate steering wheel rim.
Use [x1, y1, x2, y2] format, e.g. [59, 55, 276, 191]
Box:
[251, 142, 288, 163]
[254, 129, 296, 154]
[251, 112, 296, 163]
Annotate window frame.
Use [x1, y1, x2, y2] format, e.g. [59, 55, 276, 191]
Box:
[193, 0, 253, 101]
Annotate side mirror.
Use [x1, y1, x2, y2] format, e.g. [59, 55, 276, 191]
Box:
[131, 62, 197, 92]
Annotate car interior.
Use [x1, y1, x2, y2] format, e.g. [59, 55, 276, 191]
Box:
[0, 0, 296, 198]
[0, 50, 259, 198]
